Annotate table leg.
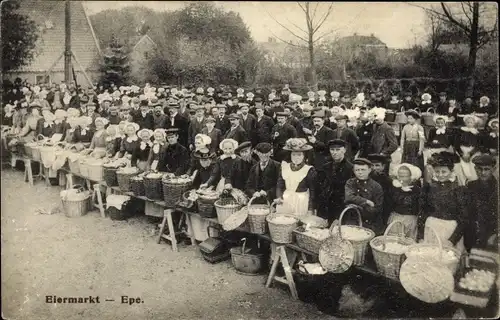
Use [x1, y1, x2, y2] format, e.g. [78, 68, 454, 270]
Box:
[184, 214, 197, 246]
[93, 183, 106, 218]
[165, 209, 178, 252]
[280, 246, 299, 300]
[266, 243, 280, 288]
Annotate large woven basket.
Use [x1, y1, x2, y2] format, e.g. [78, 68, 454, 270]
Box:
[294, 227, 330, 254]
[330, 205, 375, 266]
[61, 187, 91, 217]
[369, 221, 416, 280]
[130, 177, 145, 196]
[162, 178, 191, 208]
[266, 213, 299, 244]
[103, 166, 119, 186]
[214, 195, 242, 224]
[247, 197, 273, 234]
[143, 175, 163, 200]
[197, 196, 218, 218]
[395, 107, 408, 124]
[87, 161, 104, 182]
[116, 170, 138, 192]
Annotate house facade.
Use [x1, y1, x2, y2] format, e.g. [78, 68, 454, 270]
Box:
[3, 1, 101, 86]
[128, 34, 157, 84]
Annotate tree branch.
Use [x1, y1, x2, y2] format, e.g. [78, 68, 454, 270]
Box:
[267, 29, 308, 48]
[460, 2, 473, 27]
[285, 16, 308, 34]
[297, 2, 307, 15]
[440, 2, 471, 34]
[266, 9, 309, 43]
[311, 2, 319, 22]
[313, 3, 334, 34]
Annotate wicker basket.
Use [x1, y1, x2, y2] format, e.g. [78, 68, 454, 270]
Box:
[130, 177, 145, 196]
[162, 178, 191, 208]
[87, 161, 104, 182]
[330, 205, 375, 266]
[214, 195, 243, 224]
[61, 187, 91, 217]
[266, 213, 299, 244]
[395, 107, 408, 124]
[384, 110, 396, 123]
[247, 197, 273, 234]
[405, 226, 462, 275]
[143, 175, 163, 200]
[197, 196, 218, 218]
[103, 166, 119, 186]
[369, 221, 416, 280]
[116, 170, 138, 192]
[294, 227, 330, 254]
[421, 108, 436, 126]
[79, 158, 90, 178]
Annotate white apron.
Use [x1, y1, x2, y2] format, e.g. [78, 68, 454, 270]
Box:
[387, 212, 418, 240]
[424, 216, 464, 253]
[278, 162, 311, 218]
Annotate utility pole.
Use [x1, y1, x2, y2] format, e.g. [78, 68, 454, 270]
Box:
[64, 0, 72, 84]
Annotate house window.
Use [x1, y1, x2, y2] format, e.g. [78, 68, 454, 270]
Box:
[36, 75, 50, 85]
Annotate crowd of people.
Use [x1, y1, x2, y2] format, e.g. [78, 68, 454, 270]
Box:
[1, 81, 498, 253]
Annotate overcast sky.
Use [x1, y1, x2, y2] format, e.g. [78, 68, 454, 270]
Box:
[82, 1, 430, 48]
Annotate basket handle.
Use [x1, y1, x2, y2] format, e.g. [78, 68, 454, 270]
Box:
[426, 107, 435, 114]
[329, 204, 362, 239]
[247, 196, 271, 212]
[36, 134, 46, 141]
[426, 225, 443, 261]
[207, 224, 219, 238]
[400, 106, 406, 112]
[414, 107, 421, 113]
[382, 220, 406, 251]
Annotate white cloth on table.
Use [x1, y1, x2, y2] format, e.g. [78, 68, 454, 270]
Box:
[278, 162, 311, 217]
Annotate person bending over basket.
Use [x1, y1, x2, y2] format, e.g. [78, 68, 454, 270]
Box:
[131, 128, 153, 171]
[245, 142, 281, 205]
[274, 138, 317, 217]
[419, 151, 467, 252]
[385, 163, 422, 240]
[189, 150, 217, 189]
[105, 124, 121, 158]
[344, 158, 384, 235]
[74, 116, 94, 148]
[201, 138, 244, 192]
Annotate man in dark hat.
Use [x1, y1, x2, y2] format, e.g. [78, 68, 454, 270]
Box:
[270, 96, 283, 119]
[373, 91, 386, 109]
[201, 116, 222, 154]
[152, 102, 167, 129]
[464, 154, 498, 251]
[332, 114, 360, 161]
[164, 101, 189, 147]
[69, 88, 81, 110]
[213, 104, 230, 135]
[160, 128, 189, 175]
[436, 91, 449, 115]
[188, 104, 207, 150]
[317, 139, 354, 223]
[133, 100, 154, 130]
[284, 104, 303, 134]
[100, 97, 113, 118]
[224, 113, 248, 144]
[307, 109, 334, 169]
[255, 104, 275, 145]
[367, 153, 392, 224]
[250, 96, 264, 116]
[271, 112, 297, 162]
[107, 105, 121, 125]
[239, 103, 257, 146]
[345, 158, 384, 234]
[77, 95, 89, 116]
[236, 141, 257, 185]
[369, 109, 398, 156]
[246, 142, 281, 204]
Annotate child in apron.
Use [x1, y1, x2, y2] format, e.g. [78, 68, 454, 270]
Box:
[275, 138, 316, 217]
[386, 163, 422, 240]
[420, 151, 467, 252]
[400, 110, 425, 170]
[454, 115, 483, 186]
[147, 129, 168, 172]
[132, 128, 153, 171]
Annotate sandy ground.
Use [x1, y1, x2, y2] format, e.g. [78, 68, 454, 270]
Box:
[1, 168, 336, 320]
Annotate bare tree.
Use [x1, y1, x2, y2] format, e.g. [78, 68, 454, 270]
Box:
[409, 2, 498, 96]
[264, 2, 337, 91]
[425, 11, 446, 52]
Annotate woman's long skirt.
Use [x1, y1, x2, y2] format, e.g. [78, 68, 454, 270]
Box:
[402, 140, 423, 170]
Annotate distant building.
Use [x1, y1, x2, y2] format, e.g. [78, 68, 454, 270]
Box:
[333, 33, 389, 61]
[3, 1, 101, 86]
[128, 34, 157, 83]
[257, 37, 308, 69]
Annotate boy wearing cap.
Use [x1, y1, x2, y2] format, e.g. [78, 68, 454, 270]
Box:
[255, 105, 274, 144]
[271, 112, 297, 162]
[317, 139, 354, 223]
[464, 154, 498, 250]
[401, 91, 418, 111]
[133, 102, 154, 130]
[239, 103, 257, 146]
[345, 158, 384, 234]
[307, 110, 334, 169]
[367, 153, 392, 224]
[332, 114, 360, 161]
[160, 128, 189, 175]
[246, 142, 281, 204]
[235, 141, 257, 185]
[436, 92, 449, 115]
[224, 113, 249, 145]
[188, 105, 207, 150]
[201, 116, 223, 154]
[214, 104, 230, 134]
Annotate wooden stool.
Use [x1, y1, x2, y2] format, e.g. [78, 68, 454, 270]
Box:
[265, 244, 299, 299]
[39, 163, 50, 186]
[23, 158, 34, 186]
[91, 183, 106, 218]
[11, 153, 20, 168]
[157, 209, 189, 252]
